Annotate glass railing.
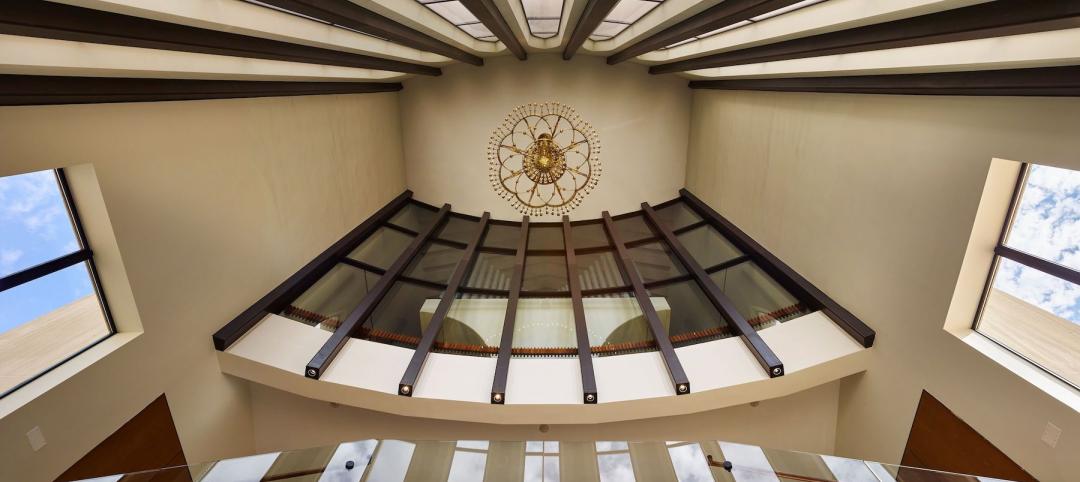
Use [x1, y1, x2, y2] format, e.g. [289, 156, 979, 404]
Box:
[75, 438, 1020, 482]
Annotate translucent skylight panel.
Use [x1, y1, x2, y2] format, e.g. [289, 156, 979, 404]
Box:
[521, 0, 564, 39]
[750, 0, 826, 22]
[417, 0, 498, 42]
[589, 0, 662, 41]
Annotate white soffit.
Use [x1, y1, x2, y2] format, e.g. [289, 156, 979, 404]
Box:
[684, 28, 1080, 79]
[0, 34, 406, 81]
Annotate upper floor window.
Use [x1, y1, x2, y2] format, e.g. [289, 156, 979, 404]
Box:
[975, 163, 1080, 389]
[0, 169, 114, 397]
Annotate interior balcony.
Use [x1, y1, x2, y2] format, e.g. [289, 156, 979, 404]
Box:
[213, 189, 875, 424]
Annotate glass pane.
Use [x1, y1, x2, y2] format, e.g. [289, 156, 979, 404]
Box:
[366, 440, 415, 482]
[466, 252, 516, 290]
[388, 203, 439, 233]
[484, 223, 522, 250]
[281, 263, 380, 332]
[595, 441, 629, 452]
[586, 292, 656, 355]
[522, 255, 568, 292]
[667, 443, 713, 482]
[368, 282, 444, 347]
[677, 225, 742, 268]
[438, 216, 482, 245]
[613, 214, 654, 242]
[605, 0, 661, 25]
[627, 242, 685, 283]
[425, 1, 479, 25]
[447, 450, 487, 482]
[402, 243, 464, 284]
[347, 227, 414, 269]
[709, 261, 810, 329]
[648, 281, 731, 346]
[1004, 164, 1080, 271]
[512, 298, 577, 356]
[529, 226, 564, 250]
[980, 258, 1080, 387]
[571, 222, 609, 249]
[576, 251, 624, 290]
[652, 201, 702, 230]
[598, 453, 635, 482]
[0, 169, 80, 276]
[0, 262, 109, 395]
[435, 296, 501, 355]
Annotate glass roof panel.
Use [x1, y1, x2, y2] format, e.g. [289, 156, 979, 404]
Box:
[589, 0, 661, 41]
[521, 0, 565, 39]
[416, 0, 498, 42]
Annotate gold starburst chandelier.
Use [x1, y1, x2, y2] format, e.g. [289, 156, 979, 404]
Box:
[488, 102, 601, 216]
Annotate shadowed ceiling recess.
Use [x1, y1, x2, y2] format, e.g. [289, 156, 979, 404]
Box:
[214, 190, 874, 404]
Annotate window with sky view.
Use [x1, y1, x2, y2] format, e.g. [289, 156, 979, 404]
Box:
[0, 169, 112, 397]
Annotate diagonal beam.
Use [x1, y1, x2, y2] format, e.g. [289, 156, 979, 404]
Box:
[608, 0, 803, 65]
[491, 217, 529, 404]
[214, 191, 412, 351]
[679, 189, 876, 347]
[460, 0, 527, 60]
[563, 216, 599, 403]
[0, 1, 441, 76]
[399, 213, 491, 396]
[257, 0, 484, 66]
[641, 203, 784, 377]
[0, 75, 402, 106]
[563, 0, 620, 60]
[306, 204, 451, 379]
[650, 0, 1080, 74]
[601, 212, 691, 395]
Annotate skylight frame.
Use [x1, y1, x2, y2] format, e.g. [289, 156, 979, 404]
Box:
[417, 0, 499, 42]
[660, 0, 827, 50]
[588, 0, 664, 42]
[520, 0, 566, 39]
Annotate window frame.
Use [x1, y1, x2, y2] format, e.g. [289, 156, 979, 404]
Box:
[972, 162, 1080, 391]
[0, 168, 117, 399]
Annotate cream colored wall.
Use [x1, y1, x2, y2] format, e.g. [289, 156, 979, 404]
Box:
[248, 381, 841, 455]
[0, 93, 406, 482]
[400, 54, 691, 221]
[686, 90, 1080, 481]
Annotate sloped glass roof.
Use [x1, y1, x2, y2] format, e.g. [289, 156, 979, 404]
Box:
[589, 0, 663, 41]
[521, 0, 565, 39]
[417, 0, 498, 42]
[662, 0, 826, 49]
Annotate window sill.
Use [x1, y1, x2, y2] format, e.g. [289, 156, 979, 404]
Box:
[953, 327, 1080, 412]
[0, 331, 141, 419]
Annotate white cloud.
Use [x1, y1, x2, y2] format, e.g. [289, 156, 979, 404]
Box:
[0, 248, 24, 275]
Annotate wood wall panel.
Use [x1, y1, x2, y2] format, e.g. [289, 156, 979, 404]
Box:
[56, 394, 187, 482]
[900, 391, 1036, 482]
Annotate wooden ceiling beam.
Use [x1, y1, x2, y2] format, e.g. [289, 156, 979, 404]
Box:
[607, 0, 803, 65]
[460, 0, 527, 60]
[0, 1, 441, 76]
[563, 0, 620, 60]
[650, 0, 1080, 74]
[258, 0, 484, 66]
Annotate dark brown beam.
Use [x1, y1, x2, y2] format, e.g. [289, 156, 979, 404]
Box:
[460, 0, 527, 60]
[491, 217, 529, 404]
[306, 204, 451, 378]
[650, 0, 1080, 74]
[641, 203, 784, 377]
[258, 0, 483, 66]
[0, 249, 91, 292]
[214, 191, 412, 351]
[399, 213, 491, 396]
[601, 212, 691, 395]
[608, 0, 803, 65]
[0, 1, 440, 76]
[996, 246, 1080, 287]
[0, 75, 402, 106]
[563, 0, 620, 60]
[563, 216, 599, 402]
[680, 189, 875, 347]
[687, 66, 1080, 97]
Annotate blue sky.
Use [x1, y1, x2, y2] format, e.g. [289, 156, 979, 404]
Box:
[0, 170, 95, 334]
[994, 164, 1080, 324]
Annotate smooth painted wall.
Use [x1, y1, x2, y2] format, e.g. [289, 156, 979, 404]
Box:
[0, 93, 406, 482]
[686, 90, 1080, 481]
[400, 54, 691, 222]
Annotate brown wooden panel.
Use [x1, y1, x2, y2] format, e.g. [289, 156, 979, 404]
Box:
[899, 391, 1036, 482]
[56, 394, 188, 482]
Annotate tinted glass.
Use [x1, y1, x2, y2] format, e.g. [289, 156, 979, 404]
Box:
[512, 298, 577, 356]
[402, 243, 465, 284]
[483, 223, 522, 250]
[709, 261, 809, 327]
[281, 263, 380, 331]
[388, 203, 439, 232]
[647, 280, 730, 346]
[678, 225, 743, 268]
[368, 281, 444, 346]
[347, 227, 414, 269]
[576, 251, 625, 290]
[528, 226, 564, 250]
[522, 255, 568, 292]
[652, 201, 702, 230]
[627, 242, 685, 283]
[438, 216, 482, 245]
[613, 214, 654, 242]
[466, 252, 516, 290]
[571, 222, 609, 249]
[586, 292, 655, 355]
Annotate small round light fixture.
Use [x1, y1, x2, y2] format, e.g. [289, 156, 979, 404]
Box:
[400, 385, 412, 395]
